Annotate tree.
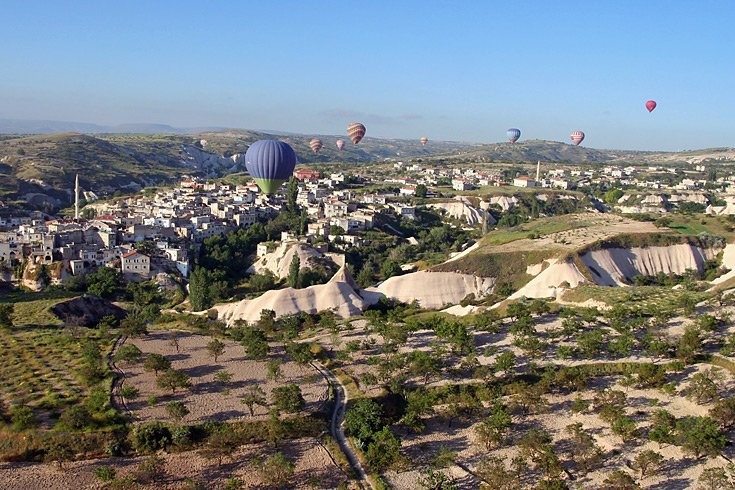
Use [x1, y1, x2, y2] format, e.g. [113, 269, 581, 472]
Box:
[286, 342, 312, 366]
[709, 397, 735, 428]
[288, 254, 300, 288]
[565, 423, 603, 473]
[698, 467, 733, 490]
[167, 330, 181, 353]
[241, 385, 267, 416]
[0, 303, 14, 329]
[200, 432, 238, 468]
[418, 468, 457, 490]
[144, 353, 171, 376]
[476, 402, 512, 450]
[381, 259, 401, 279]
[165, 401, 189, 421]
[593, 389, 627, 423]
[272, 384, 305, 413]
[365, 426, 402, 472]
[286, 176, 298, 212]
[676, 416, 727, 459]
[344, 398, 384, 443]
[408, 350, 442, 385]
[215, 370, 232, 385]
[631, 450, 663, 478]
[156, 369, 192, 394]
[266, 358, 283, 382]
[415, 184, 428, 198]
[119, 314, 148, 337]
[685, 371, 719, 404]
[240, 326, 270, 360]
[649, 409, 677, 447]
[44, 437, 74, 470]
[654, 216, 671, 228]
[605, 189, 624, 204]
[115, 344, 143, 364]
[611, 416, 639, 442]
[258, 452, 295, 488]
[206, 339, 226, 362]
[494, 351, 516, 376]
[601, 470, 640, 490]
[135, 454, 166, 484]
[677, 326, 702, 363]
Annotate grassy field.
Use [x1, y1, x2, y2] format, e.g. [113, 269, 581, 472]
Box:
[666, 214, 735, 241]
[561, 284, 710, 311]
[0, 289, 79, 327]
[479, 215, 588, 246]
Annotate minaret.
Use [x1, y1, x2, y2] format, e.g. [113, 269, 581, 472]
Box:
[74, 174, 79, 220]
[536, 161, 541, 182]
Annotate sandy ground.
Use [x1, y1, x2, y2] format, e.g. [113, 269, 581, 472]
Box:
[0, 437, 348, 489]
[117, 330, 329, 424]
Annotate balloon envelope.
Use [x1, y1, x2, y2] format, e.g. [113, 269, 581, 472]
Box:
[506, 128, 521, 143]
[570, 131, 585, 146]
[347, 123, 366, 144]
[309, 139, 323, 154]
[420, 137, 428, 146]
[245, 140, 297, 194]
[646, 100, 657, 112]
[336, 139, 345, 150]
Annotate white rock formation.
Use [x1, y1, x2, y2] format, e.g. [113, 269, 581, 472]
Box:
[248, 243, 331, 280]
[364, 271, 494, 308]
[427, 197, 496, 225]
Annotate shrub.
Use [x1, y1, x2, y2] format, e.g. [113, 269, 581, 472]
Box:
[120, 385, 139, 400]
[94, 466, 116, 482]
[10, 405, 37, 431]
[165, 401, 189, 421]
[132, 421, 172, 452]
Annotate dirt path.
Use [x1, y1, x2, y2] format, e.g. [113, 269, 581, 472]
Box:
[312, 361, 371, 490]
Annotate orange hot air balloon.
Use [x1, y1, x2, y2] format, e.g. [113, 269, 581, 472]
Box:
[420, 137, 428, 146]
[336, 139, 345, 150]
[347, 123, 366, 144]
[309, 139, 323, 154]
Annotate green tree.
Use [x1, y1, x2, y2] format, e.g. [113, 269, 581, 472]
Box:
[601, 470, 640, 490]
[286, 176, 298, 212]
[365, 426, 402, 472]
[476, 401, 512, 450]
[272, 384, 305, 413]
[241, 385, 267, 416]
[206, 339, 226, 362]
[631, 450, 663, 478]
[165, 401, 189, 421]
[676, 416, 727, 459]
[605, 189, 624, 204]
[258, 452, 295, 487]
[144, 353, 171, 376]
[156, 369, 192, 394]
[286, 342, 312, 365]
[288, 254, 300, 288]
[266, 358, 283, 381]
[344, 398, 384, 443]
[649, 409, 677, 446]
[415, 184, 428, 198]
[115, 343, 143, 364]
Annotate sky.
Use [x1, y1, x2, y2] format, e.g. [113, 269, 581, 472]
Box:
[1, 1, 734, 151]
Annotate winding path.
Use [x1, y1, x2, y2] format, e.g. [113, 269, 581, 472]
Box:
[311, 361, 371, 490]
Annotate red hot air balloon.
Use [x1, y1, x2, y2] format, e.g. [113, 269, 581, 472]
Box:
[420, 137, 428, 146]
[646, 100, 657, 112]
[309, 139, 323, 154]
[570, 131, 585, 146]
[336, 139, 345, 150]
[347, 123, 366, 144]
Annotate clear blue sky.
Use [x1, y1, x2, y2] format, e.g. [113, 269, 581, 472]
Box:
[1, 1, 733, 151]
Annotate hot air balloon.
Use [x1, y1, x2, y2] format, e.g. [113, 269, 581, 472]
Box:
[347, 123, 366, 144]
[245, 140, 297, 194]
[646, 100, 657, 113]
[570, 131, 585, 146]
[420, 137, 428, 146]
[309, 139, 323, 154]
[336, 139, 345, 150]
[506, 128, 521, 143]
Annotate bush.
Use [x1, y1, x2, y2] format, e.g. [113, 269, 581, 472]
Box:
[10, 405, 37, 431]
[132, 421, 172, 452]
[120, 385, 139, 400]
[94, 466, 116, 482]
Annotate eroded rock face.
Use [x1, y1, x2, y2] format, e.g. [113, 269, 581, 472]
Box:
[51, 294, 128, 327]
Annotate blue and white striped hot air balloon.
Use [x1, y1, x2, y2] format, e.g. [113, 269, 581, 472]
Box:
[506, 128, 521, 143]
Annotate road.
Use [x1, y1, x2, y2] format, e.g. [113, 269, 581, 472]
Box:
[311, 361, 371, 490]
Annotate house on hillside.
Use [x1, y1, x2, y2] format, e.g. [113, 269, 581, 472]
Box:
[122, 251, 150, 277]
[513, 177, 538, 188]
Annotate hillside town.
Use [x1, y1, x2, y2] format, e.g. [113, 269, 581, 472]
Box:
[1, 157, 735, 291]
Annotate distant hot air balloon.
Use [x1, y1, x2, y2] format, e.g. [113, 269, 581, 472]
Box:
[245, 140, 297, 194]
[347, 123, 366, 144]
[309, 139, 323, 154]
[570, 131, 585, 146]
[420, 137, 428, 146]
[336, 139, 345, 150]
[646, 100, 657, 113]
[506, 128, 521, 143]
